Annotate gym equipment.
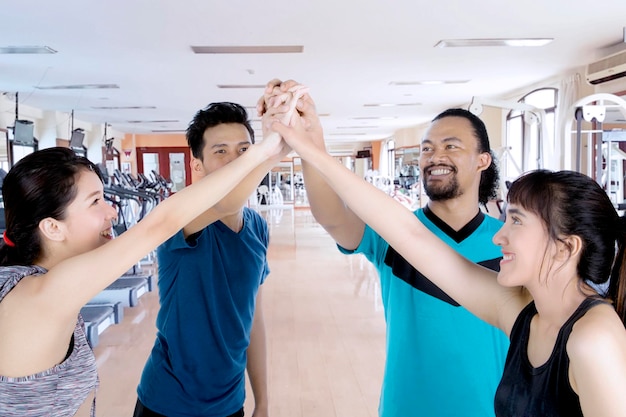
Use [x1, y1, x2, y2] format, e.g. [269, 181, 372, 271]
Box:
[80, 302, 123, 347]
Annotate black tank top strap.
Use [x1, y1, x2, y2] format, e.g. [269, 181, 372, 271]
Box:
[559, 297, 607, 341]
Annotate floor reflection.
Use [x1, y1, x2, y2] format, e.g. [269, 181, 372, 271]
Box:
[75, 207, 385, 417]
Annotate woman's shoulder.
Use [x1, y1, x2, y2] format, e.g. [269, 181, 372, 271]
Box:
[568, 301, 626, 358]
[0, 265, 46, 293]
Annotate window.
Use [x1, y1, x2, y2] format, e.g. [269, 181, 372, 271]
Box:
[387, 139, 395, 178]
[505, 88, 557, 181]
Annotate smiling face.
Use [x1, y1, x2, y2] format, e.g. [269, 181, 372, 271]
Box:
[192, 123, 252, 176]
[419, 116, 491, 202]
[59, 169, 117, 255]
[493, 203, 554, 288]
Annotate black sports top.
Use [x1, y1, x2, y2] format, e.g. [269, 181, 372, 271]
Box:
[494, 297, 605, 417]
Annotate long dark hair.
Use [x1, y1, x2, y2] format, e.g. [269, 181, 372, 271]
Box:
[0, 147, 99, 266]
[507, 170, 626, 324]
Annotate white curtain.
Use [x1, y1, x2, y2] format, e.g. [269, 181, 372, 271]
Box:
[378, 140, 389, 177]
[556, 73, 582, 170]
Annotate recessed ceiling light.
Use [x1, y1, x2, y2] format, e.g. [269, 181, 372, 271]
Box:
[126, 120, 179, 123]
[389, 80, 470, 85]
[364, 102, 421, 107]
[91, 106, 156, 110]
[434, 38, 553, 48]
[217, 84, 266, 89]
[191, 45, 304, 54]
[37, 84, 119, 90]
[151, 129, 185, 133]
[337, 126, 379, 129]
[327, 132, 368, 136]
[0, 45, 57, 54]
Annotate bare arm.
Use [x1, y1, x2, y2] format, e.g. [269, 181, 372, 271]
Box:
[0, 136, 285, 377]
[183, 151, 289, 237]
[568, 304, 626, 417]
[272, 115, 528, 331]
[247, 288, 269, 417]
[260, 80, 365, 250]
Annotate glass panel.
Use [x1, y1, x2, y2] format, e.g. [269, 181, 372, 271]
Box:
[169, 152, 186, 193]
[292, 157, 308, 207]
[395, 147, 420, 190]
[522, 88, 556, 109]
[142, 153, 160, 180]
[12, 144, 35, 165]
[505, 116, 523, 180]
[270, 161, 294, 204]
[0, 131, 9, 172]
[387, 139, 396, 179]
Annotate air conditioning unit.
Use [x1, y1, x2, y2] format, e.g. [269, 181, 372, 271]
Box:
[586, 50, 626, 85]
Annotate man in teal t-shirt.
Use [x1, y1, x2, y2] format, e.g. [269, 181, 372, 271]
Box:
[264, 85, 509, 417]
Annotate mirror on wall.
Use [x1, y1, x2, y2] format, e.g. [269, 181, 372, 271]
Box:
[0, 129, 9, 172]
[394, 147, 420, 189]
[270, 161, 294, 204]
[292, 157, 308, 207]
[393, 146, 423, 209]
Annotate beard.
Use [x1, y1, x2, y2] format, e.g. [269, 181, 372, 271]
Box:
[423, 171, 461, 201]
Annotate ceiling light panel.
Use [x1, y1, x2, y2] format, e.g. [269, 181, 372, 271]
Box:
[327, 132, 367, 136]
[191, 45, 304, 54]
[351, 116, 397, 120]
[91, 106, 156, 110]
[0, 45, 57, 54]
[37, 84, 119, 90]
[151, 129, 185, 133]
[126, 120, 179, 123]
[337, 126, 379, 129]
[217, 84, 266, 89]
[363, 102, 421, 107]
[389, 80, 470, 85]
[435, 38, 553, 48]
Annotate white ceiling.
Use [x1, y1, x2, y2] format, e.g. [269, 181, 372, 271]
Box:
[1, 0, 626, 146]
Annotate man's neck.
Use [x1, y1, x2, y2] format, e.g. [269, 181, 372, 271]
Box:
[220, 209, 244, 232]
[426, 195, 481, 231]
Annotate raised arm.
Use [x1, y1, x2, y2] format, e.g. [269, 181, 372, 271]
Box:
[272, 113, 527, 330]
[260, 80, 365, 250]
[50, 137, 285, 311]
[0, 135, 286, 378]
[182, 142, 290, 236]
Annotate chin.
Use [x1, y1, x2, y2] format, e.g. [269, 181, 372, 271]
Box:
[496, 272, 517, 288]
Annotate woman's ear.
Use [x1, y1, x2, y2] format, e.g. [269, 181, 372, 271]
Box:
[555, 235, 583, 261]
[38, 218, 65, 242]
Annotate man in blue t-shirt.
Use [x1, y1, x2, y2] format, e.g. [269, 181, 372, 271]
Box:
[135, 102, 286, 417]
[260, 82, 509, 416]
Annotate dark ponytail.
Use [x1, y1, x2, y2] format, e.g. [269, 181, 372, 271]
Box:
[0, 147, 98, 266]
[608, 216, 626, 324]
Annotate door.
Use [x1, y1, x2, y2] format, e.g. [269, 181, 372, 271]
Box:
[136, 147, 191, 192]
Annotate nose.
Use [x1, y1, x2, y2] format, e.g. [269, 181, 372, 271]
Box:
[428, 147, 447, 164]
[492, 225, 506, 246]
[106, 202, 118, 221]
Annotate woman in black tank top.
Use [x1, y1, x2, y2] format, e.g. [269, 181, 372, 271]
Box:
[282, 118, 626, 417]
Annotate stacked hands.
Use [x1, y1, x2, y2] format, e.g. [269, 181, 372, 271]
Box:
[256, 79, 326, 160]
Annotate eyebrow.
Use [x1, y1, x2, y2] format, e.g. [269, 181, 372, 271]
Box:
[421, 137, 463, 145]
[84, 190, 102, 201]
[210, 141, 251, 149]
[506, 207, 526, 217]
